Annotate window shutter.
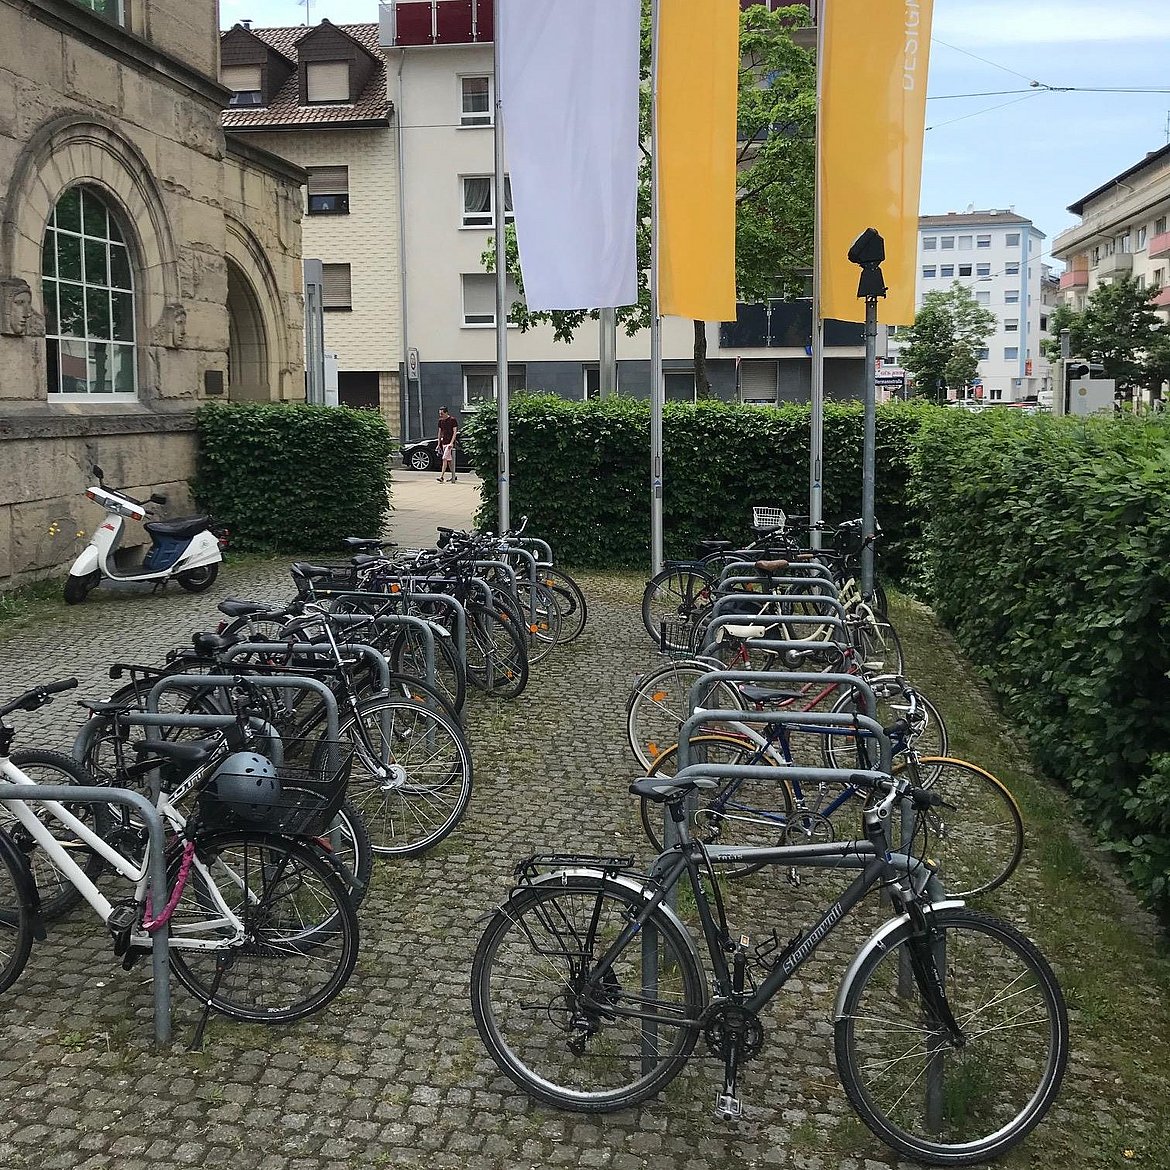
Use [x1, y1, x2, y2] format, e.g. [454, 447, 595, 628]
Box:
[307, 166, 349, 196]
[462, 274, 494, 323]
[222, 65, 262, 92]
[308, 61, 351, 103]
[322, 263, 352, 308]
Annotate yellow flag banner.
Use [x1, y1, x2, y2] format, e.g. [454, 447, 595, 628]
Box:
[819, 0, 933, 325]
[657, 0, 738, 321]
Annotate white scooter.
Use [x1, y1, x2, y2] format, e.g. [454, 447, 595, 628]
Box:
[64, 466, 225, 604]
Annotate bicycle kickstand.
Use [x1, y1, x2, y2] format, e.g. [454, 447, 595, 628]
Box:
[714, 937, 751, 1122]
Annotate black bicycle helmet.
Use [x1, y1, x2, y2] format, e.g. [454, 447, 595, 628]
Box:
[203, 752, 281, 823]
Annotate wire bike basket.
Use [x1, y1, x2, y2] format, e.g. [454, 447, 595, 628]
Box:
[751, 506, 787, 533]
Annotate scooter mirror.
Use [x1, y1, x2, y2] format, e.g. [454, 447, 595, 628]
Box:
[92, 465, 104, 481]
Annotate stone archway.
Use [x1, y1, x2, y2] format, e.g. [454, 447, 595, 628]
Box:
[226, 258, 270, 401]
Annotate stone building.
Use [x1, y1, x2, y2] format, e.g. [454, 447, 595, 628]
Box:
[0, 0, 308, 587]
[221, 20, 400, 430]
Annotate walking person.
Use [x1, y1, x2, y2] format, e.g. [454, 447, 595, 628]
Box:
[436, 407, 459, 482]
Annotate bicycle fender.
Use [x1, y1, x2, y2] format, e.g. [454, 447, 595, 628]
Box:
[519, 868, 709, 1007]
[0, 827, 46, 941]
[832, 898, 966, 1022]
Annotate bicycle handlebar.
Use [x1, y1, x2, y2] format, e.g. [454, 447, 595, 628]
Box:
[0, 678, 78, 718]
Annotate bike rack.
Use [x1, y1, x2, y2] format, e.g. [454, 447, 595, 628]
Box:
[717, 559, 835, 584]
[715, 576, 840, 597]
[508, 535, 553, 567]
[709, 591, 849, 623]
[0, 784, 173, 1045]
[318, 589, 466, 674]
[699, 612, 850, 655]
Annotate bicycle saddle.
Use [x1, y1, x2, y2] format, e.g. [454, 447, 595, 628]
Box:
[217, 599, 285, 619]
[342, 536, 387, 551]
[131, 738, 218, 765]
[290, 562, 337, 581]
[629, 775, 718, 803]
[737, 684, 808, 705]
[192, 631, 238, 656]
[754, 559, 791, 573]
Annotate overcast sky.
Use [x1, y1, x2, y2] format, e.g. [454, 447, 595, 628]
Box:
[222, 0, 1170, 269]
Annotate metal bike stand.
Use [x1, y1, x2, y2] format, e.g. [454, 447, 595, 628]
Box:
[500, 546, 541, 625]
[225, 640, 394, 693]
[698, 612, 850, 657]
[715, 576, 840, 599]
[709, 591, 849, 624]
[324, 590, 465, 677]
[509, 535, 553, 566]
[717, 559, 835, 584]
[0, 784, 174, 1045]
[473, 559, 529, 623]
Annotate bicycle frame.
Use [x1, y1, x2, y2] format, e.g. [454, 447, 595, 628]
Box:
[0, 757, 246, 950]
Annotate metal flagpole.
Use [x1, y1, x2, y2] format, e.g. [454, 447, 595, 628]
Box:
[808, 0, 826, 551]
[493, 1, 510, 532]
[649, 0, 664, 577]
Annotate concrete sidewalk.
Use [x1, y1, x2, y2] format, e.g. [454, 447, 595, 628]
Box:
[386, 469, 482, 548]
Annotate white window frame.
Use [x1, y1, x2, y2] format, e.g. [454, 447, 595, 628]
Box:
[1137, 225, 1148, 250]
[1005, 262, 1020, 276]
[1004, 318, 1019, 332]
[940, 236, 955, 249]
[975, 291, 990, 306]
[922, 237, 937, 251]
[1006, 232, 1021, 247]
[461, 272, 522, 328]
[459, 74, 493, 127]
[922, 265, 936, 278]
[460, 175, 514, 229]
[976, 263, 991, 277]
[1004, 289, 1020, 304]
[462, 363, 526, 409]
[307, 61, 351, 104]
[958, 264, 972, 277]
[958, 235, 972, 250]
[1004, 346, 1019, 361]
[940, 264, 954, 278]
[976, 234, 991, 248]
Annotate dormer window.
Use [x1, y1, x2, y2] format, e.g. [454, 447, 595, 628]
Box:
[223, 65, 264, 107]
[307, 62, 351, 104]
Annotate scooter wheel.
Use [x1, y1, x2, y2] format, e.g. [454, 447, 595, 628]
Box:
[176, 563, 219, 593]
[63, 570, 100, 605]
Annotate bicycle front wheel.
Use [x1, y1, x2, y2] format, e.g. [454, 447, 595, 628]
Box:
[471, 877, 704, 1112]
[895, 757, 1024, 898]
[641, 566, 715, 649]
[335, 696, 473, 856]
[466, 603, 529, 699]
[541, 569, 588, 642]
[835, 907, 1068, 1165]
[168, 831, 359, 1023]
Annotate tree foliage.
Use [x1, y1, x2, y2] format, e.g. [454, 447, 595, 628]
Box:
[1041, 276, 1170, 400]
[898, 285, 997, 402]
[482, 4, 815, 393]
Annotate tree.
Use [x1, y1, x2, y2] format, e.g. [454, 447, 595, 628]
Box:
[898, 285, 997, 403]
[483, 3, 815, 397]
[1041, 276, 1170, 403]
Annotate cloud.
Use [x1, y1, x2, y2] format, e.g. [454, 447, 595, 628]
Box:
[934, 0, 1170, 46]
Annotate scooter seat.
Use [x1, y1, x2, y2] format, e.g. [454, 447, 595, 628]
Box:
[144, 516, 209, 540]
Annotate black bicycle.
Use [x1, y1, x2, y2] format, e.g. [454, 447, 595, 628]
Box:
[471, 765, 1067, 1166]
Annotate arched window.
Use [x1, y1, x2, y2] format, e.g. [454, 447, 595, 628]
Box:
[42, 185, 136, 398]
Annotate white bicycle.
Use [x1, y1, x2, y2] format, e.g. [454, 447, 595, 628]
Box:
[0, 679, 358, 1023]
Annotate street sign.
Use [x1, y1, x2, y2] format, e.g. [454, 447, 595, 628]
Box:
[407, 347, 420, 381]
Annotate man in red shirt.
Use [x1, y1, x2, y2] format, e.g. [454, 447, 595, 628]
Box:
[436, 408, 459, 482]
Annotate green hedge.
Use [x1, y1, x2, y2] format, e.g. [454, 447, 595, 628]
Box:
[194, 402, 393, 552]
[462, 394, 929, 575]
[912, 409, 1170, 910]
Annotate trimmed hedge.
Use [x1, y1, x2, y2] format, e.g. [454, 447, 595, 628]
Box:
[462, 395, 929, 576]
[194, 402, 393, 552]
[912, 409, 1170, 911]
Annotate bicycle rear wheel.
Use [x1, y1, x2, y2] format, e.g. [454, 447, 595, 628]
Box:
[641, 566, 716, 649]
[471, 877, 704, 1112]
[168, 830, 359, 1023]
[541, 569, 588, 642]
[625, 659, 740, 772]
[466, 602, 529, 698]
[835, 907, 1067, 1165]
[390, 624, 467, 716]
[514, 580, 563, 664]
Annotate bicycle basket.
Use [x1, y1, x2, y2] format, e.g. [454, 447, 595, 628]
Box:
[658, 617, 705, 657]
[751, 506, 787, 533]
[198, 738, 354, 836]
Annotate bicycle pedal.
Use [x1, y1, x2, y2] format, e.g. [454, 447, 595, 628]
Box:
[714, 1092, 743, 1121]
[121, 944, 150, 971]
[106, 899, 140, 956]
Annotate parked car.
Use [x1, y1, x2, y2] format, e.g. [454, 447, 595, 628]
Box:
[399, 436, 472, 473]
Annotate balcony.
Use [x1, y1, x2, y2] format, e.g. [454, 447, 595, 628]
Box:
[1149, 230, 1170, 260]
[1153, 287, 1170, 310]
[719, 301, 864, 350]
[380, 0, 493, 47]
[1096, 251, 1133, 278]
[1059, 269, 1089, 290]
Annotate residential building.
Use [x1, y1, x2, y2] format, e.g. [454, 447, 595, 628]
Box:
[221, 20, 402, 426]
[894, 211, 1049, 401]
[377, 0, 866, 436]
[1051, 144, 1170, 320]
[0, 0, 307, 587]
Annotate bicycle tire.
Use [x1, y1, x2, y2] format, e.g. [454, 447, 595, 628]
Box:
[852, 612, 905, 677]
[540, 569, 588, 642]
[894, 757, 1025, 898]
[821, 679, 949, 778]
[168, 830, 359, 1023]
[0, 829, 37, 993]
[4, 750, 110, 920]
[390, 624, 468, 715]
[296, 796, 372, 911]
[471, 876, 704, 1111]
[625, 658, 740, 772]
[835, 906, 1068, 1165]
[638, 733, 794, 878]
[330, 695, 473, 857]
[640, 566, 716, 650]
[514, 580, 562, 664]
[466, 602, 529, 699]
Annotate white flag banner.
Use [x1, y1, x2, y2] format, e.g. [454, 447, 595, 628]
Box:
[497, 0, 640, 311]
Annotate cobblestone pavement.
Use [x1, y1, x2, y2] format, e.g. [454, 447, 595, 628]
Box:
[0, 559, 1162, 1168]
